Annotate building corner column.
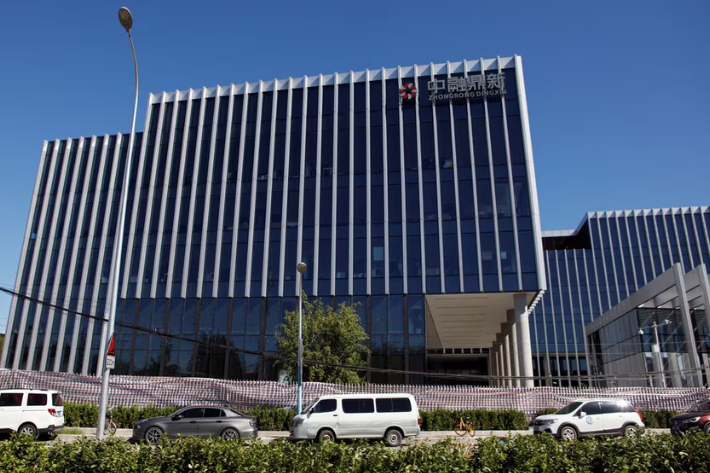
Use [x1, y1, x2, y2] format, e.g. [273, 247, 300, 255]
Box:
[514, 294, 534, 387]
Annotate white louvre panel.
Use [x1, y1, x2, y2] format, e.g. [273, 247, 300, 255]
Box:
[593, 213, 612, 309]
[311, 75, 324, 295]
[427, 63, 446, 293]
[638, 209, 654, 281]
[11, 140, 61, 370]
[120, 104, 154, 297]
[612, 213, 629, 298]
[396, 66, 408, 293]
[166, 90, 195, 295]
[698, 207, 710, 266]
[603, 212, 621, 302]
[380, 69, 390, 294]
[277, 79, 293, 297]
[348, 72, 355, 296]
[26, 140, 73, 370]
[245, 81, 266, 296]
[213, 85, 236, 298]
[94, 136, 127, 374]
[462, 60, 484, 289]
[52, 138, 88, 372]
[84, 136, 123, 374]
[293, 77, 308, 296]
[480, 58, 502, 291]
[329, 74, 339, 296]
[562, 251, 581, 384]
[544, 252, 559, 375]
[497, 57, 523, 290]
[135, 94, 167, 300]
[412, 65, 426, 293]
[151, 91, 181, 298]
[623, 211, 639, 292]
[68, 137, 109, 374]
[40, 138, 84, 371]
[651, 209, 666, 274]
[513, 56, 546, 291]
[365, 70, 372, 295]
[0, 140, 49, 368]
[196, 87, 223, 298]
[444, 62, 465, 292]
[261, 80, 281, 297]
[553, 251, 571, 383]
[688, 207, 703, 268]
[181, 89, 208, 297]
[630, 210, 653, 289]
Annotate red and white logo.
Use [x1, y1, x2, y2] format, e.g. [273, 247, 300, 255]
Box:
[399, 82, 417, 101]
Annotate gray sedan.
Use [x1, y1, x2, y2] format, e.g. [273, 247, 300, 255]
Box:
[131, 406, 257, 444]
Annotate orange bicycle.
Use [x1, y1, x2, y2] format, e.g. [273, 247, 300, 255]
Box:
[454, 416, 476, 437]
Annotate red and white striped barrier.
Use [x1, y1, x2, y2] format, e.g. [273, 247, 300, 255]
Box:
[1, 370, 706, 418]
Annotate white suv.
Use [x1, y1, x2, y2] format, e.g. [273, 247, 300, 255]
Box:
[0, 389, 65, 437]
[533, 399, 645, 440]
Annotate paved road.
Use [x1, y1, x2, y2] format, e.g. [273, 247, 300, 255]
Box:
[50, 427, 667, 444]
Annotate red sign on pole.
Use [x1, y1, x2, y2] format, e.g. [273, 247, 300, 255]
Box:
[107, 335, 115, 357]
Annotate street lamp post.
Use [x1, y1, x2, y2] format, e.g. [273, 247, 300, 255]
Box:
[639, 319, 672, 389]
[296, 262, 307, 415]
[96, 6, 139, 440]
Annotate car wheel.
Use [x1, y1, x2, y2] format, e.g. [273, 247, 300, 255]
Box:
[317, 428, 336, 443]
[384, 428, 403, 447]
[623, 425, 639, 439]
[559, 426, 577, 441]
[704, 423, 710, 435]
[221, 428, 240, 440]
[18, 423, 38, 438]
[144, 426, 164, 444]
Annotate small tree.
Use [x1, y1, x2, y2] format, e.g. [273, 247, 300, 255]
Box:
[276, 296, 369, 384]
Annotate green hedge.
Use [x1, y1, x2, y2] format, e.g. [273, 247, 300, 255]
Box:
[3, 432, 710, 472]
[420, 408, 529, 431]
[638, 410, 680, 429]
[62, 404, 680, 431]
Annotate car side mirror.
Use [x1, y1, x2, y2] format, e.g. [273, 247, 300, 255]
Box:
[579, 412, 586, 418]
[172, 414, 183, 421]
[309, 408, 314, 414]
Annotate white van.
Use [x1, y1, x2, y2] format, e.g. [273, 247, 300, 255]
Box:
[289, 393, 421, 446]
[0, 389, 65, 438]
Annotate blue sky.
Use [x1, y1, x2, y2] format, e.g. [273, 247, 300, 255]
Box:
[1, 0, 708, 330]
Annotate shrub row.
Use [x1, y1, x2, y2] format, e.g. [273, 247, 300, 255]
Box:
[420, 408, 529, 431]
[62, 403, 680, 431]
[3, 432, 710, 472]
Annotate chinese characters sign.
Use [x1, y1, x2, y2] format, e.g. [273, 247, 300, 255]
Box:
[427, 72, 506, 102]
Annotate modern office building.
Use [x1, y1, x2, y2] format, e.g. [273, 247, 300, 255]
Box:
[532, 207, 710, 386]
[1, 56, 549, 385]
[3, 54, 708, 387]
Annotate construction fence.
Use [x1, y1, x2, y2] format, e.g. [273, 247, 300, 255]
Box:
[1, 370, 708, 418]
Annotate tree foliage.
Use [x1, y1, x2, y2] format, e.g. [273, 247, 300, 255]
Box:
[275, 296, 369, 384]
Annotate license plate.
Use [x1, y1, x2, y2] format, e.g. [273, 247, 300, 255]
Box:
[671, 425, 680, 430]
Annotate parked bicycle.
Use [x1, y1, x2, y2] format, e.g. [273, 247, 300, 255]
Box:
[105, 408, 117, 436]
[454, 416, 476, 437]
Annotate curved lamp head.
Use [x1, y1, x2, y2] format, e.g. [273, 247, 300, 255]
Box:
[118, 7, 134, 32]
[297, 262, 307, 274]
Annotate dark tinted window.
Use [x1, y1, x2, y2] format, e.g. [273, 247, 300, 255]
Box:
[0, 393, 23, 407]
[204, 408, 224, 418]
[27, 393, 47, 406]
[52, 394, 63, 406]
[342, 398, 375, 414]
[314, 399, 337, 413]
[582, 402, 602, 415]
[376, 398, 412, 413]
[182, 408, 204, 418]
[555, 402, 582, 415]
[601, 401, 621, 414]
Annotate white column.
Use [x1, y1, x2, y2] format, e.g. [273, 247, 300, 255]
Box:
[506, 310, 520, 387]
[514, 294, 534, 387]
[502, 323, 513, 387]
[673, 263, 702, 386]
